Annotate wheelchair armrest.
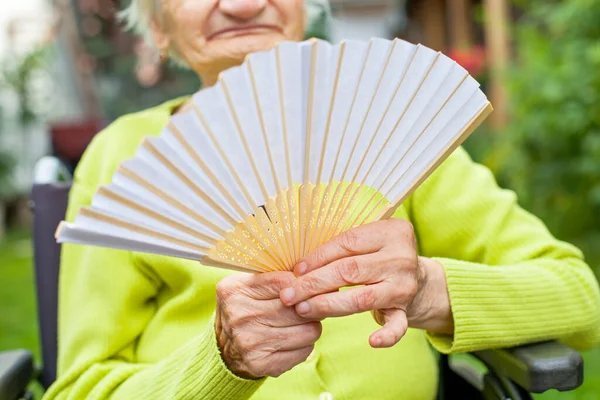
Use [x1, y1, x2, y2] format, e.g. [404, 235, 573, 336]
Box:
[0, 350, 34, 400]
[473, 341, 583, 393]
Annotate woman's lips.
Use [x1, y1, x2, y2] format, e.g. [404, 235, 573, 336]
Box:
[208, 25, 282, 40]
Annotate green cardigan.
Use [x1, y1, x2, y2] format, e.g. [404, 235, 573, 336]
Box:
[44, 97, 600, 400]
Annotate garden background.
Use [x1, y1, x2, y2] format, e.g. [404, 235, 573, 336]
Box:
[1, 0, 599, 398]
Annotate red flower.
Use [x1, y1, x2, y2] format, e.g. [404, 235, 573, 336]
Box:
[447, 45, 486, 77]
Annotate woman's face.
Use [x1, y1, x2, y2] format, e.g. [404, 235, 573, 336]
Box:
[154, 0, 306, 85]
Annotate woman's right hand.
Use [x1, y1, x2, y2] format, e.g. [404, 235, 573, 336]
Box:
[215, 272, 322, 379]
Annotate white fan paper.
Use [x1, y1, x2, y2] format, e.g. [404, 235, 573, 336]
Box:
[56, 38, 493, 273]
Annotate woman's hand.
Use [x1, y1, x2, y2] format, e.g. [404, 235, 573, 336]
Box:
[215, 272, 322, 379]
[280, 219, 453, 348]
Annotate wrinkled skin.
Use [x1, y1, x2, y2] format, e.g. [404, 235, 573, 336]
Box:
[215, 272, 322, 379]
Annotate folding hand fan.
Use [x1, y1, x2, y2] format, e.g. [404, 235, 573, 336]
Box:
[56, 37, 493, 274]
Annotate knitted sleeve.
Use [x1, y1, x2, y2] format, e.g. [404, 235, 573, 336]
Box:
[44, 137, 262, 400]
[407, 147, 600, 354]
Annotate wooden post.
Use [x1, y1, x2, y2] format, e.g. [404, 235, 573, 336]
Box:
[483, 0, 511, 128]
[447, 0, 473, 49]
[415, 0, 447, 51]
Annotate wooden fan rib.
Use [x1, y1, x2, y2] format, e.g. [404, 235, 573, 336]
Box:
[202, 253, 265, 274]
[315, 42, 345, 185]
[306, 42, 346, 253]
[168, 122, 247, 218]
[314, 40, 414, 247]
[264, 197, 293, 269]
[309, 39, 388, 253]
[220, 79, 270, 201]
[331, 40, 373, 182]
[313, 41, 374, 247]
[370, 59, 464, 195]
[246, 58, 281, 193]
[274, 44, 298, 263]
[377, 101, 493, 221]
[298, 40, 319, 258]
[345, 39, 399, 184]
[78, 207, 208, 253]
[327, 48, 442, 239]
[254, 205, 289, 267]
[55, 222, 217, 263]
[287, 186, 301, 263]
[328, 44, 420, 234]
[273, 189, 297, 266]
[319, 40, 404, 243]
[329, 45, 437, 241]
[242, 213, 289, 269]
[192, 104, 259, 211]
[142, 139, 237, 226]
[99, 184, 273, 269]
[231, 223, 279, 267]
[118, 165, 227, 237]
[303, 39, 319, 185]
[247, 55, 298, 265]
[193, 99, 290, 268]
[350, 41, 419, 188]
[275, 45, 294, 190]
[347, 69, 470, 229]
[213, 233, 274, 272]
[97, 186, 217, 245]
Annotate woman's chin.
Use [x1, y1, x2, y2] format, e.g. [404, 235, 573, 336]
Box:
[216, 33, 286, 56]
[190, 33, 295, 83]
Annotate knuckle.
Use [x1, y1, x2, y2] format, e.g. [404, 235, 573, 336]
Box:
[393, 278, 418, 302]
[312, 296, 330, 315]
[246, 357, 267, 376]
[312, 249, 328, 268]
[404, 279, 419, 299]
[228, 309, 250, 328]
[339, 229, 361, 252]
[388, 219, 415, 239]
[338, 257, 363, 284]
[217, 275, 247, 300]
[353, 288, 378, 312]
[235, 331, 258, 352]
[216, 279, 234, 300]
[300, 275, 320, 295]
[390, 218, 413, 232]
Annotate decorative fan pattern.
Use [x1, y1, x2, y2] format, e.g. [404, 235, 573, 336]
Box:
[57, 37, 492, 273]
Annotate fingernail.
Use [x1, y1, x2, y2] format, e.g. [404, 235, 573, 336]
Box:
[281, 287, 295, 303]
[296, 262, 307, 276]
[296, 301, 310, 314]
[373, 337, 382, 347]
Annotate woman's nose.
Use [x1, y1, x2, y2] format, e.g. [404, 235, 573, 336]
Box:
[219, 0, 267, 20]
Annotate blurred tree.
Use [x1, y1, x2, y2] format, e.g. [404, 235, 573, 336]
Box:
[466, 0, 600, 269]
[0, 47, 48, 236]
[70, 0, 200, 120]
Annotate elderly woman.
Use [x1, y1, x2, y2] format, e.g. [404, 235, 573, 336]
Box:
[45, 1, 600, 399]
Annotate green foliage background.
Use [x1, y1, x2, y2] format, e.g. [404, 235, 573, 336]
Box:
[465, 0, 600, 274]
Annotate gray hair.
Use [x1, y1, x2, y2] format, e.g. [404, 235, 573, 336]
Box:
[119, 0, 161, 45]
[119, 0, 332, 61]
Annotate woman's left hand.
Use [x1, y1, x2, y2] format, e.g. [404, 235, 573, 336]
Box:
[280, 219, 454, 348]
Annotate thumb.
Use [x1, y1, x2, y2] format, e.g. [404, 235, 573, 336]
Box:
[369, 308, 408, 348]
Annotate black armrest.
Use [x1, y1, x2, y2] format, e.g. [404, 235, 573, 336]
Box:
[0, 350, 34, 400]
[473, 341, 583, 393]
